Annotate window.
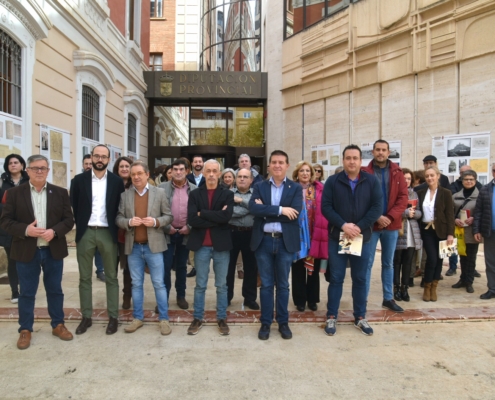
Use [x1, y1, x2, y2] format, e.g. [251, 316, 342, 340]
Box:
[150, 0, 163, 18]
[243, 112, 251, 118]
[0, 29, 22, 117]
[150, 53, 163, 71]
[128, 114, 137, 153]
[82, 86, 100, 141]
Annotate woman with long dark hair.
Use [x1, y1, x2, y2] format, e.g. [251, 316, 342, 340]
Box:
[0, 154, 29, 303]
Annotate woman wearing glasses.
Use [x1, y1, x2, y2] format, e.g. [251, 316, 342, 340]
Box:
[452, 170, 479, 293]
[416, 166, 454, 301]
[313, 164, 325, 183]
[0, 154, 30, 303]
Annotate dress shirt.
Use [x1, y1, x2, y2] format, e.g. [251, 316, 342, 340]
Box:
[29, 182, 48, 246]
[422, 188, 437, 223]
[193, 173, 203, 187]
[88, 169, 108, 227]
[263, 177, 286, 233]
[230, 188, 254, 227]
[170, 180, 189, 228]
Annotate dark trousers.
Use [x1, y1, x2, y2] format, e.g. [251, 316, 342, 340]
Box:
[421, 227, 443, 283]
[227, 229, 257, 302]
[117, 242, 132, 298]
[17, 248, 64, 332]
[291, 258, 320, 306]
[460, 243, 479, 285]
[393, 247, 415, 286]
[4, 246, 18, 294]
[164, 233, 189, 299]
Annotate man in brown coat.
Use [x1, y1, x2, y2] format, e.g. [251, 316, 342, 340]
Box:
[0, 155, 74, 350]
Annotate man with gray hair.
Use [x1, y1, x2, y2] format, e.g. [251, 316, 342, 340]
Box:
[1, 155, 75, 349]
[186, 159, 234, 336]
[237, 154, 263, 187]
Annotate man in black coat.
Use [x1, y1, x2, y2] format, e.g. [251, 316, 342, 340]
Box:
[70, 145, 125, 335]
[186, 159, 234, 336]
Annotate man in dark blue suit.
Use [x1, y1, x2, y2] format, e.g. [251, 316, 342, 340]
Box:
[249, 150, 302, 340]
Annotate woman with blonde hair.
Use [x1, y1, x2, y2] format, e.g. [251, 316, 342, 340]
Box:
[291, 161, 328, 311]
[313, 163, 325, 183]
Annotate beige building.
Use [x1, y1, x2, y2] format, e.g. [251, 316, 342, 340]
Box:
[263, 0, 495, 171]
[0, 0, 150, 182]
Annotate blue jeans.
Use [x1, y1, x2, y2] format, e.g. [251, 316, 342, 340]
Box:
[327, 240, 371, 319]
[254, 236, 294, 326]
[163, 233, 189, 299]
[94, 248, 104, 275]
[16, 248, 65, 332]
[193, 246, 229, 320]
[366, 230, 399, 301]
[128, 243, 169, 321]
[449, 253, 458, 271]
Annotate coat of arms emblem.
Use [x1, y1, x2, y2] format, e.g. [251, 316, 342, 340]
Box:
[160, 74, 174, 96]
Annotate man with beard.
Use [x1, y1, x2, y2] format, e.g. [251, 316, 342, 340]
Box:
[187, 155, 205, 187]
[70, 145, 125, 335]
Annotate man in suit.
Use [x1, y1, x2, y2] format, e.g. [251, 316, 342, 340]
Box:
[116, 161, 173, 335]
[70, 145, 125, 335]
[0, 155, 74, 350]
[186, 159, 234, 336]
[186, 155, 205, 188]
[249, 150, 303, 341]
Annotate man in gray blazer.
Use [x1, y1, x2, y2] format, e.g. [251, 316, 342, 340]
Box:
[116, 161, 173, 336]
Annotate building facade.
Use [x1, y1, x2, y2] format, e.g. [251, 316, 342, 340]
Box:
[0, 0, 150, 183]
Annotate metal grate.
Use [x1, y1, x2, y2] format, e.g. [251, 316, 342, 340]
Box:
[128, 114, 137, 152]
[0, 29, 22, 117]
[82, 85, 100, 141]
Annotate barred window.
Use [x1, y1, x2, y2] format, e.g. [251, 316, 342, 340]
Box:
[0, 29, 22, 117]
[149, 53, 163, 71]
[82, 85, 100, 141]
[128, 114, 137, 153]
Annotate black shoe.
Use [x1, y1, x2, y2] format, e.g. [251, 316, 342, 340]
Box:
[466, 284, 474, 293]
[474, 270, 481, 278]
[408, 277, 414, 288]
[445, 269, 456, 276]
[382, 299, 404, 313]
[278, 323, 292, 339]
[420, 278, 425, 288]
[308, 303, 318, 311]
[439, 274, 444, 280]
[258, 324, 270, 340]
[401, 285, 410, 302]
[452, 280, 466, 289]
[76, 317, 92, 335]
[186, 268, 196, 278]
[243, 300, 260, 310]
[296, 305, 305, 312]
[106, 317, 119, 335]
[394, 285, 402, 301]
[480, 291, 495, 300]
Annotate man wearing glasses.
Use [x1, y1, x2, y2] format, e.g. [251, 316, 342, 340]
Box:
[1, 155, 74, 349]
[70, 145, 125, 335]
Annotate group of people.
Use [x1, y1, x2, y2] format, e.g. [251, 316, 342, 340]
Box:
[2, 140, 495, 350]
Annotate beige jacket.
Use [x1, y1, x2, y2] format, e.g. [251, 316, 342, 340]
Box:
[116, 185, 173, 255]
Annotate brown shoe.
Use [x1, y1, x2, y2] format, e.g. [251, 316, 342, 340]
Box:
[187, 318, 203, 335]
[17, 330, 31, 350]
[122, 296, 131, 310]
[52, 324, 73, 341]
[217, 319, 230, 336]
[430, 280, 439, 302]
[423, 282, 432, 302]
[237, 270, 244, 279]
[177, 297, 189, 310]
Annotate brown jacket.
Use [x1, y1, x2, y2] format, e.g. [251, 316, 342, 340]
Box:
[0, 182, 74, 262]
[417, 186, 455, 239]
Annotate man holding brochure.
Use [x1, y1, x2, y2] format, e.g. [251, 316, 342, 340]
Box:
[321, 145, 382, 336]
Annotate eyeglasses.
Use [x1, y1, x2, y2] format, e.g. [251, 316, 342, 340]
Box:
[92, 155, 109, 161]
[314, 169, 322, 173]
[27, 167, 49, 173]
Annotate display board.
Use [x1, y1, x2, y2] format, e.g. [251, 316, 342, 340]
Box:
[432, 132, 490, 185]
[39, 124, 71, 189]
[310, 143, 341, 177]
[361, 140, 402, 168]
[0, 112, 24, 174]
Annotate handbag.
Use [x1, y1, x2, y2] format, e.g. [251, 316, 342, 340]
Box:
[398, 218, 406, 237]
[454, 226, 466, 257]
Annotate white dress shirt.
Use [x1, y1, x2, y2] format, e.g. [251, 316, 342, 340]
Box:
[422, 188, 437, 223]
[88, 169, 108, 227]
